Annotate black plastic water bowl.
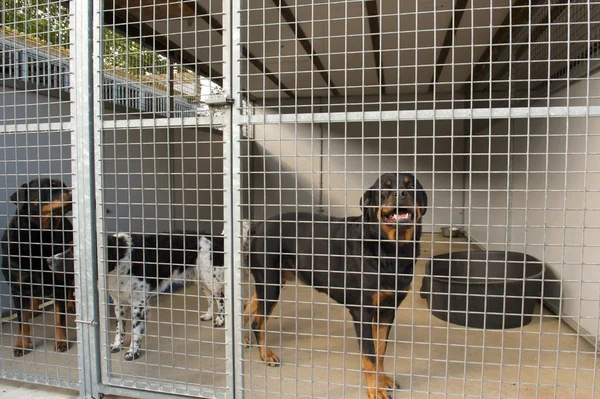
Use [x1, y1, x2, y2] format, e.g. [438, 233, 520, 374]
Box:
[420, 251, 544, 329]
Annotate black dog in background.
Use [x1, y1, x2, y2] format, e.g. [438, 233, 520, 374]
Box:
[243, 173, 427, 399]
[1, 178, 74, 356]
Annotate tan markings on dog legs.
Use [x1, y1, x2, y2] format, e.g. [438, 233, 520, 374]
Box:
[67, 289, 76, 314]
[54, 302, 68, 352]
[253, 313, 280, 366]
[362, 354, 393, 399]
[368, 296, 400, 392]
[242, 291, 259, 327]
[242, 291, 259, 346]
[372, 322, 400, 390]
[31, 297, 40, 312]
[14, 301, 35, 357]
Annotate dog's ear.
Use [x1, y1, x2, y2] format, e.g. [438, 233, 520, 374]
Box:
[360, 179, 380, 221]
[415, 178, 428, 217]
[10, 182, 30, 206]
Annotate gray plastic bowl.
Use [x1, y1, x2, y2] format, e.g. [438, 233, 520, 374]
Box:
[420, 251, 544, 329]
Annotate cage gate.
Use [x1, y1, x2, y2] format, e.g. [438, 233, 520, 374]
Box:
[0, 1, 599, 399]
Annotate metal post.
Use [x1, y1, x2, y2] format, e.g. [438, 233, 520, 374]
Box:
[70, 0, 101, 397]
[222, 0, 243, 398]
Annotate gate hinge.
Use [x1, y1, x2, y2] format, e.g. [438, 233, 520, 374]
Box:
[204, 94, 235, 106]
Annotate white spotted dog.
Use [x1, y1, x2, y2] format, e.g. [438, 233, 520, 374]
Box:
[47, 231, 225, 361]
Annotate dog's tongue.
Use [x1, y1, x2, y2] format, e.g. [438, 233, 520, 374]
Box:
[393, 212, 412, 223]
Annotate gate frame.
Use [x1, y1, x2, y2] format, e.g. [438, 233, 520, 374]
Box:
[79, 0, 241, 397]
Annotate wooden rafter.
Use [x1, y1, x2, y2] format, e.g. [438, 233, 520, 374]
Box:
[462, 0, 531, 93]
[364, 0, 385, 95]
[429, 0, 469, 92]
[275, 0, 340, 96]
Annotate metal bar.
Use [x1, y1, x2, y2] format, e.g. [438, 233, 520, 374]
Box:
[241, 105, 600, 124]
[70, 0, 101, 397]
[101, 116, 225, 129]
[222, 0, 239, 398]
[98, 383, 221, 399]
[1, 121, 72, 133]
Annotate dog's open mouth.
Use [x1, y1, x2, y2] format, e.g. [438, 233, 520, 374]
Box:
[381, 208, 414, 224]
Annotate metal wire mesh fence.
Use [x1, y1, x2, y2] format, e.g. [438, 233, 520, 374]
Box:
[0, 0, 78, 389]
[0, 1, 598, 399]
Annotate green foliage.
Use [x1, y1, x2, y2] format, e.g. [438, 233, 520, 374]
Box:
[2, 0, 69, 46]
[103, 28, 168, 76]
[2, 0, 168, 76]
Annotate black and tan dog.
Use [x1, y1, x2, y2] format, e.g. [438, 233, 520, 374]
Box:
[243, 172, 427, 399]
[1, 178, 74, 356]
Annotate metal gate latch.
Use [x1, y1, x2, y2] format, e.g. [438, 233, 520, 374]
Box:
[204, 94, 235, 106]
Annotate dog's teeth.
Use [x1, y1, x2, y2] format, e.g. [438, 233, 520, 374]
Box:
[394, 213, 412, 222]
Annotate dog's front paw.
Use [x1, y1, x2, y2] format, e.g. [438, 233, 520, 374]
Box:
[379, 374, 401, 390]
[124, 350, 140, 361]
[213, 315, 225, 328]
[110, 344, 122, 353]
[55, 340, 69, 353]
[366, 387, 393, 399]
[199, 312, 213, 322]
[13, 342, 33, 357]
[260, 348, 280, 367]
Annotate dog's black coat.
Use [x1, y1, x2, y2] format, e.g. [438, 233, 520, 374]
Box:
[1, 178, 73, 356]
[107, 232, 224, 286]
[49, 231, 226, 360]
[246, 172, 427, 398]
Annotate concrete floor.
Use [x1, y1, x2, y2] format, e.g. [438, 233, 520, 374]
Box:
[0, 233, 598, 398]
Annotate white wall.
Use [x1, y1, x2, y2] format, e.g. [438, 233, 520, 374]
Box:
[0, 86, 70, 125]
[101, 128, 173, 233]
[170, 128, 224, 234]
[469, 74, 600, 348]
[101, 127, 224, 236]
[249, 109, 467, 233]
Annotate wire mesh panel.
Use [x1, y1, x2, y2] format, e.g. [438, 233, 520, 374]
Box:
[96, 1, 229, 397]
[0, 0, 78, 389]
[237, 1, 600, 399]
[96, 126, 228, 397]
